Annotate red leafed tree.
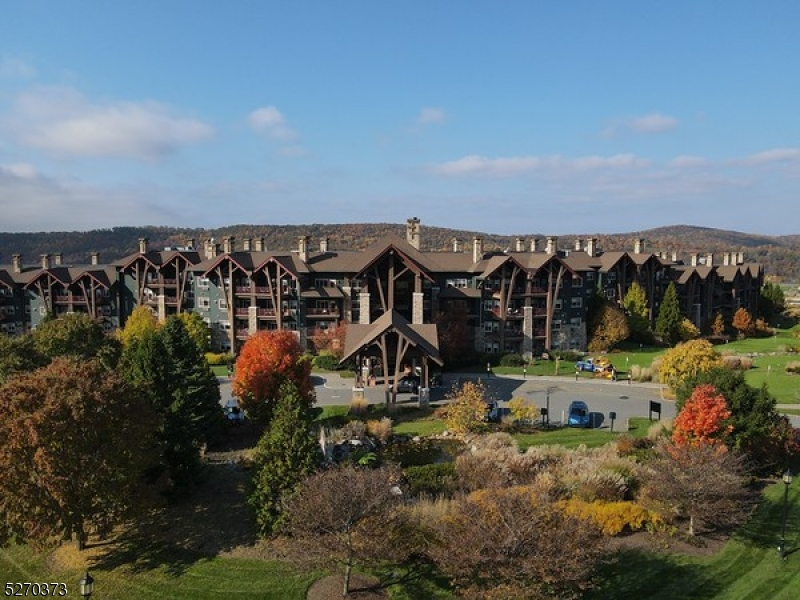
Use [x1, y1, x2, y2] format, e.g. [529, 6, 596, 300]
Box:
[672, 384, 733, 447]
[732, 307, 754, 338]
[233, 330, 314, 425]
[307, 321, 348, 359]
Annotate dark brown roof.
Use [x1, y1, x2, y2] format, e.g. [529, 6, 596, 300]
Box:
[341, 309, 442, 366]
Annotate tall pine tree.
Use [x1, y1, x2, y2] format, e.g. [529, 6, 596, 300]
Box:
[249, 381, 320, 536]
[119, 316, 223, 491]
[655, 282, 682, 346]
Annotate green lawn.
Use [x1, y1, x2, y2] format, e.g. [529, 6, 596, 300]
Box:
[0, 548, 318, 599]
[586, 478, 800, 600]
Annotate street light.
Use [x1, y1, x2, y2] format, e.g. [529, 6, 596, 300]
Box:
[79, 572, 94, 599]
[779, 469, 793, 560]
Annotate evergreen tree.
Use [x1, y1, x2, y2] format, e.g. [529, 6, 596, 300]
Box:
[760, 282, 785, 323]
[655, 283, 682, 346]
[249, 381, 320, 536]
[119, 316, 223, 491]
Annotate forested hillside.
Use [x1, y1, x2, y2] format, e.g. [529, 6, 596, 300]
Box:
[2, 223, 798, 280]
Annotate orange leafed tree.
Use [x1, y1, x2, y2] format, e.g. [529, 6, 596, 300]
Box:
[233, 330, 314, 425]
[672, 384, 733, 447]
[732, 307, 754, 338]
[307, 321, 348, 359]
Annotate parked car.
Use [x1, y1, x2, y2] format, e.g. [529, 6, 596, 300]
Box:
[567, 400, 591, 427]
[224, 399, 245, 423]
[429, 372, 443, 387]
[575, 358, 598, 372]
[396, 375, 420, 394]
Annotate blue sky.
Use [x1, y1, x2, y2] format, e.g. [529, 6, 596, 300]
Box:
[1, 1, 798, 235]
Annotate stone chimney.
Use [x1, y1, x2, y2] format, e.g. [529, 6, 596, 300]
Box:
[254, 237, 264, 252]
[242, 238, 252, 252]
[574, 238, 582, 252]
[54, 253, 63, 266]
[586, 238, 597, 257]
[737, 251, 745, 264]
[723, 252, 730, 266]
[516, 238, 526, 252]
[12, 254, 22, 273]
[40, 254, 51, 269]
[690, 253, 699, 267]
[530, 238, 539, 252]
[320, 237, 329, 253]
[298, 235, 310, 262]
[406, 217, 420, 249]
[222, 236, 235, 254]
[452, 238, 461, 252]
[706, 253, 713, 267]
[545, 236, 558, 255]
[90, 252, 99, 265]
[473, 237, 484, 263]
[671, 251, 678, 262]
[205, 239, 218, 260]
[139, 237, 148, 254]
[185, 238, 195, 250]
[634, 238, 644, 254]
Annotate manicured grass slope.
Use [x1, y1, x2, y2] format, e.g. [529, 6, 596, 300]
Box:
[587, 481, 800, 600]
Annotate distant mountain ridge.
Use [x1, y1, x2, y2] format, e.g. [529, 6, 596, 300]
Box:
[1, 223, 798, 280]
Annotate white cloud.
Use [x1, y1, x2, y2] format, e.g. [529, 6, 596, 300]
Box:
[248, 105, 298, 141]
[628, 112, 679, 134]
[0, 56, 36, 78]
[430, 153, 649, 177]
[0, 168, 177, 231]
[671, 155, 708, 167]
[4, 85, 213, 160]
[0, 162, 38, 179]
[602, 112, 679, 137]
[738, 148, 800, 166]
[417, 107, 445, 125]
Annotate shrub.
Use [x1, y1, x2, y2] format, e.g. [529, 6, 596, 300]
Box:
[311, 351, 340, 371]
[508, 396, 537, 423]
[572, 470, 629, 503]
[444, 381, 490, 434]
[366, 417, 393, 443]
[499, 353, 526, 367]
[722, 355, 753, 370]
[205, 351, 234, 366]
[404, 463, 457, 498]
[679, 318, 701, 342]
[349, 395, 369, 416]
[471, 432, 518, 452]
[786, 361, 800, 375]
[334, 420, 367, 443]
[560, 499, 659, 536]
[552, 350, 584, 362]
[629, 364, 654, 382]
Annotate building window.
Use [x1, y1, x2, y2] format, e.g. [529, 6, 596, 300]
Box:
[555, 299, 562, 310]
[608, 272, 616, 281]
[572, 276, 583, 288]
[446, 278, 469, 288]
[606, 289, 616, 299]
[198, 297, 210, 310]
[571, 297, 583, 309]
[218, 298, 228, 309]
[586, 271, 595, 281]
[198, 277, 210, 289]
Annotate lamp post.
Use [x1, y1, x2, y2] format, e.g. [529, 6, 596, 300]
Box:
[779, 469, 793, 560]
[79, 572, 94, 599]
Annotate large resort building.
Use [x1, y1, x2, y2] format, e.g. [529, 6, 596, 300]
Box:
[0, 218, 763, 361]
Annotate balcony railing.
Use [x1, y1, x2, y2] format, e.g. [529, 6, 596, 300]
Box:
[307, 308, 340, 317]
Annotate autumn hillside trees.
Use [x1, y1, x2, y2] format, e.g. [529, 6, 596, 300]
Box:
[233, 330, 314, 425]
[0, 358, 158, 550]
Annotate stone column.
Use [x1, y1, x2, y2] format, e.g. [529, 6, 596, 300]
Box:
[248, 305, 258, 335]
[412, 292, 424, 324]
[522, 305, 534, 359]
[359, 292, 371, 324]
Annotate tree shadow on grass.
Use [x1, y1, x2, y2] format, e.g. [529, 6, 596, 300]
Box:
[587, 548, 723, 600]
[92, 462, 258, 576]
